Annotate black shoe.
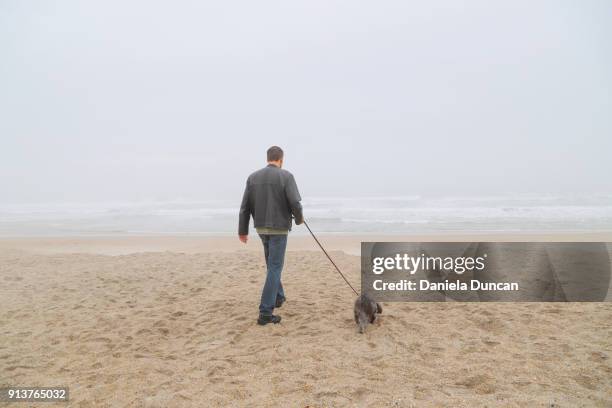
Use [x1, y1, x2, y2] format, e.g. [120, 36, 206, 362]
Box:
[257, 314, 281, 325]
[275, 297, 286, 308]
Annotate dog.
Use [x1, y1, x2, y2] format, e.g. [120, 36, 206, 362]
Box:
[353, 293, 382, 333]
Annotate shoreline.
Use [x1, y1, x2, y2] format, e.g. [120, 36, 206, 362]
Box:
[1, 231, 611, 256]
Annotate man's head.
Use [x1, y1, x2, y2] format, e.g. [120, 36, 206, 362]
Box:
[267, 146, 284, 167]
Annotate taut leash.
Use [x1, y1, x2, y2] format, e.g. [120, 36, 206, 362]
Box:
[302, 219, 359, 296]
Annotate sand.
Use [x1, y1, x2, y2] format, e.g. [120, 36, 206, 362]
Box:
[1, 235, 611, 407]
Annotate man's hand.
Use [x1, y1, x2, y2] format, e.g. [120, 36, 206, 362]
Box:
[295, 217, 304, 225]
[239, 235, 248, 244]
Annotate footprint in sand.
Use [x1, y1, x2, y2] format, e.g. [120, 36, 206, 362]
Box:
[455, 374, 496, 395]
[155, 367, 174, 377]
[573, 374, 600, 390]
[588, 351, 608, 362]
[6, 365, 35, 372]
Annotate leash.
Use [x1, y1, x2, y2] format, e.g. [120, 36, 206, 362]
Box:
[302, 219, 359, 296]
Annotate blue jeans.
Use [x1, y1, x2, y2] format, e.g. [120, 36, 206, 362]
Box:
[258, 234, 288, 316]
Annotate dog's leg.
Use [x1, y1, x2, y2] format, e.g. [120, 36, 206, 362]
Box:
[358, 313, 368, 333]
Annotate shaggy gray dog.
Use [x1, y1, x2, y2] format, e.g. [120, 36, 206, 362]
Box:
[353, 293, 382, 333]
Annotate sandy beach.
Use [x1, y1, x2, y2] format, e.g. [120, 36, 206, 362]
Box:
[1, 235, 611, 407]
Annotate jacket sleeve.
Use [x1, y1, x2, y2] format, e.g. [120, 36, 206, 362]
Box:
[238, 179, 251, 235]
[285, 173, 303, 224]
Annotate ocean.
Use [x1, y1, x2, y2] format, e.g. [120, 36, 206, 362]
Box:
[1, 194, 612, 236]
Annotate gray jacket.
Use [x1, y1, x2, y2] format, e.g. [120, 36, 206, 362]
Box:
[238, 164, 304, 235]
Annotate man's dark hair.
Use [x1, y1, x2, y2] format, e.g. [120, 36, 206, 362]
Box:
[267, 146, 284, 162]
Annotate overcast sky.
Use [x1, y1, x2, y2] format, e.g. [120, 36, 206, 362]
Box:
[1, 0, 610, 204]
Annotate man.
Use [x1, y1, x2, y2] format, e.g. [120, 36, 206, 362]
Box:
[239, 146, 304, 325]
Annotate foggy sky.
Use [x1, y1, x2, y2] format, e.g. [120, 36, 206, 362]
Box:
[1, 0, 611, 204]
